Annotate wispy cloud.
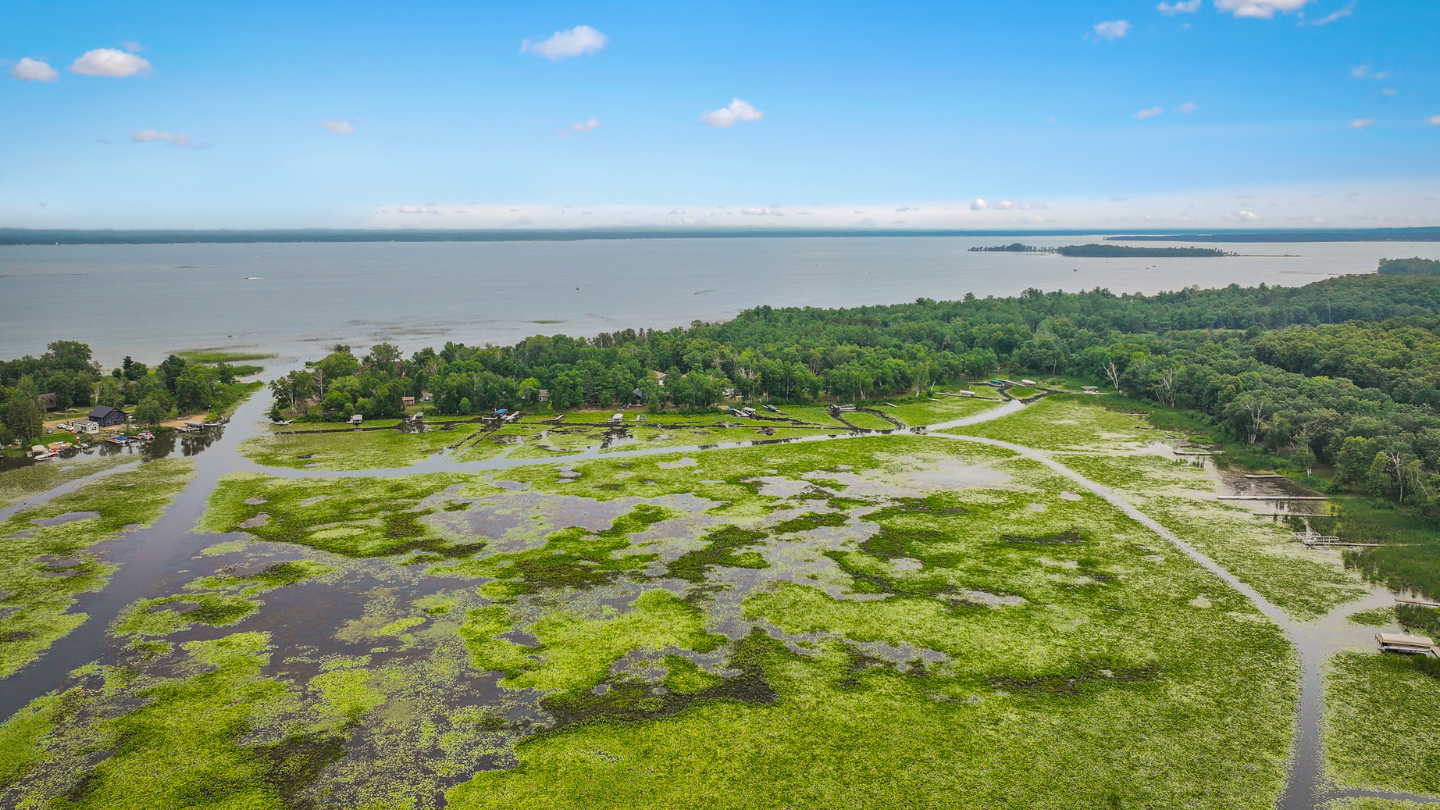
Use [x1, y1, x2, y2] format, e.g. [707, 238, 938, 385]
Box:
[71, 48, 151, 77]
[1134, 106, 1164, 119]
[522, 25, 607, 60]
[1429, 115, 1440, 126]
[1019, 203, 1049, 210]
[701, 98, 764, 128]
[1157, 0, 1202, 14]
[131, 130, 198, 148]
[993, 200, 1015, 210]
[397, 205, 441, 215]
[1350, 118, 1375, 128]
[969, 198, 991, 210]
[319, 119, 356, 134]
[1310, 3, 1354, 24]
[571, 117, 601, 132]
[8, 57, 58, 82]
[123, 41, 144, 53]
[1092, 20, 1131, 40]
[1351, 65, 1390, 79]
[1223, 210, 1261, 221]
[1176, 101, 1198, 114]
[1215, 0, 1313, 19]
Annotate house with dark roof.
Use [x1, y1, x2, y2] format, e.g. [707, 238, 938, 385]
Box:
[87, 405, 129, 428]
[38, 393, 58, 411]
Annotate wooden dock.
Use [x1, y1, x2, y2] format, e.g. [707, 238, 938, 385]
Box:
[1220, 495, 1329, 500]
[1396, 597, 1440, 610]
[1295, 531, 1379, 548]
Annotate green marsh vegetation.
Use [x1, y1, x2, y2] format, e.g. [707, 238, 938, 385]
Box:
[948, 396, 1366, 617]
[1326, 651, 1440, 798]
[0, 458, 194, 679]
[242, 424, 471, 470]
[6, 432, 1308, 808]
[0, 455, 133, 509]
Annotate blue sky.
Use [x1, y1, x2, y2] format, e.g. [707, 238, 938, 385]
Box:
[2, 0, 1437, 229]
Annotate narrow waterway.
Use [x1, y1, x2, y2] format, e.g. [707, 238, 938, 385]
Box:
[0, 390, 273, 721]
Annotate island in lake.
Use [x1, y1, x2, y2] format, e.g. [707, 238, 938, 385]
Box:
[970, 243, 1235, 257]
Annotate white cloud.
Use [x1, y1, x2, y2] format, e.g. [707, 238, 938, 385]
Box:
[969, 198, 991, 211]
[1311, 3, 1354, 24]
[1215, 0, 1313, 18]
[1428, 115, 1440, 126]
[1019, 203, 1049, 210]
[1092, 20, 1131, 40]
[1350, 118, 1375, 128]
[9, 57, 58, 82]
[571, 117, 601, 132]
[993, 200, 1015, 210]
[1176, 101, 1198, 113]
[1134, 106, 1164, 119]
[740, 207, 783, 216]
[131, 130, 198, 148]
[701, 98, 764, 128]
[1223, 210, 1261, 221]
[668, 208, 686, 215]
[894, 206, 918, 212]
[123, 41, 144, 53]
[1174, 214, 1195, 222]
[71, 48, 151, 77]
[1158, 0, 1202, 14]
[319, 119, 355, 134]
[397, 205, 441, 215]
[522, 25, 607, 60]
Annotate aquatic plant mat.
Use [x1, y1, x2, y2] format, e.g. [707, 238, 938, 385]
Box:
[0, 429, 1309, 810]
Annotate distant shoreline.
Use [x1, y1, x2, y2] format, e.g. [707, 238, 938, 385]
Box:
[0, 226, 1438, 246]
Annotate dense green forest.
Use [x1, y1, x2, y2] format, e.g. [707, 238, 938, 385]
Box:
[268, 274, 1440, 506]
[1378, 257, 1440, 275]
[967, 243, 1233, 257]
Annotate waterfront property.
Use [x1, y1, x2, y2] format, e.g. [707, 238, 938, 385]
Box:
[86, 405, 128, 428]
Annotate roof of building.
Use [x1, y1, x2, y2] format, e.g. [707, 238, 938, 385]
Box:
[1377, 633, 1435, 646]
[88, 405, 124, 419]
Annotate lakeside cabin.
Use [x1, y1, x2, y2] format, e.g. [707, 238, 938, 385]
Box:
[39, 393, 58, 411]
[402, 396, 416, 407]
[87, 405, 128, 428]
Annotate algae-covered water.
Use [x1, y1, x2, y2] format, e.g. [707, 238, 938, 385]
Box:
[1, 390, 1438, 809]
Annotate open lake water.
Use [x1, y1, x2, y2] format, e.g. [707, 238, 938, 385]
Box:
[3, 235, 1438, 365]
